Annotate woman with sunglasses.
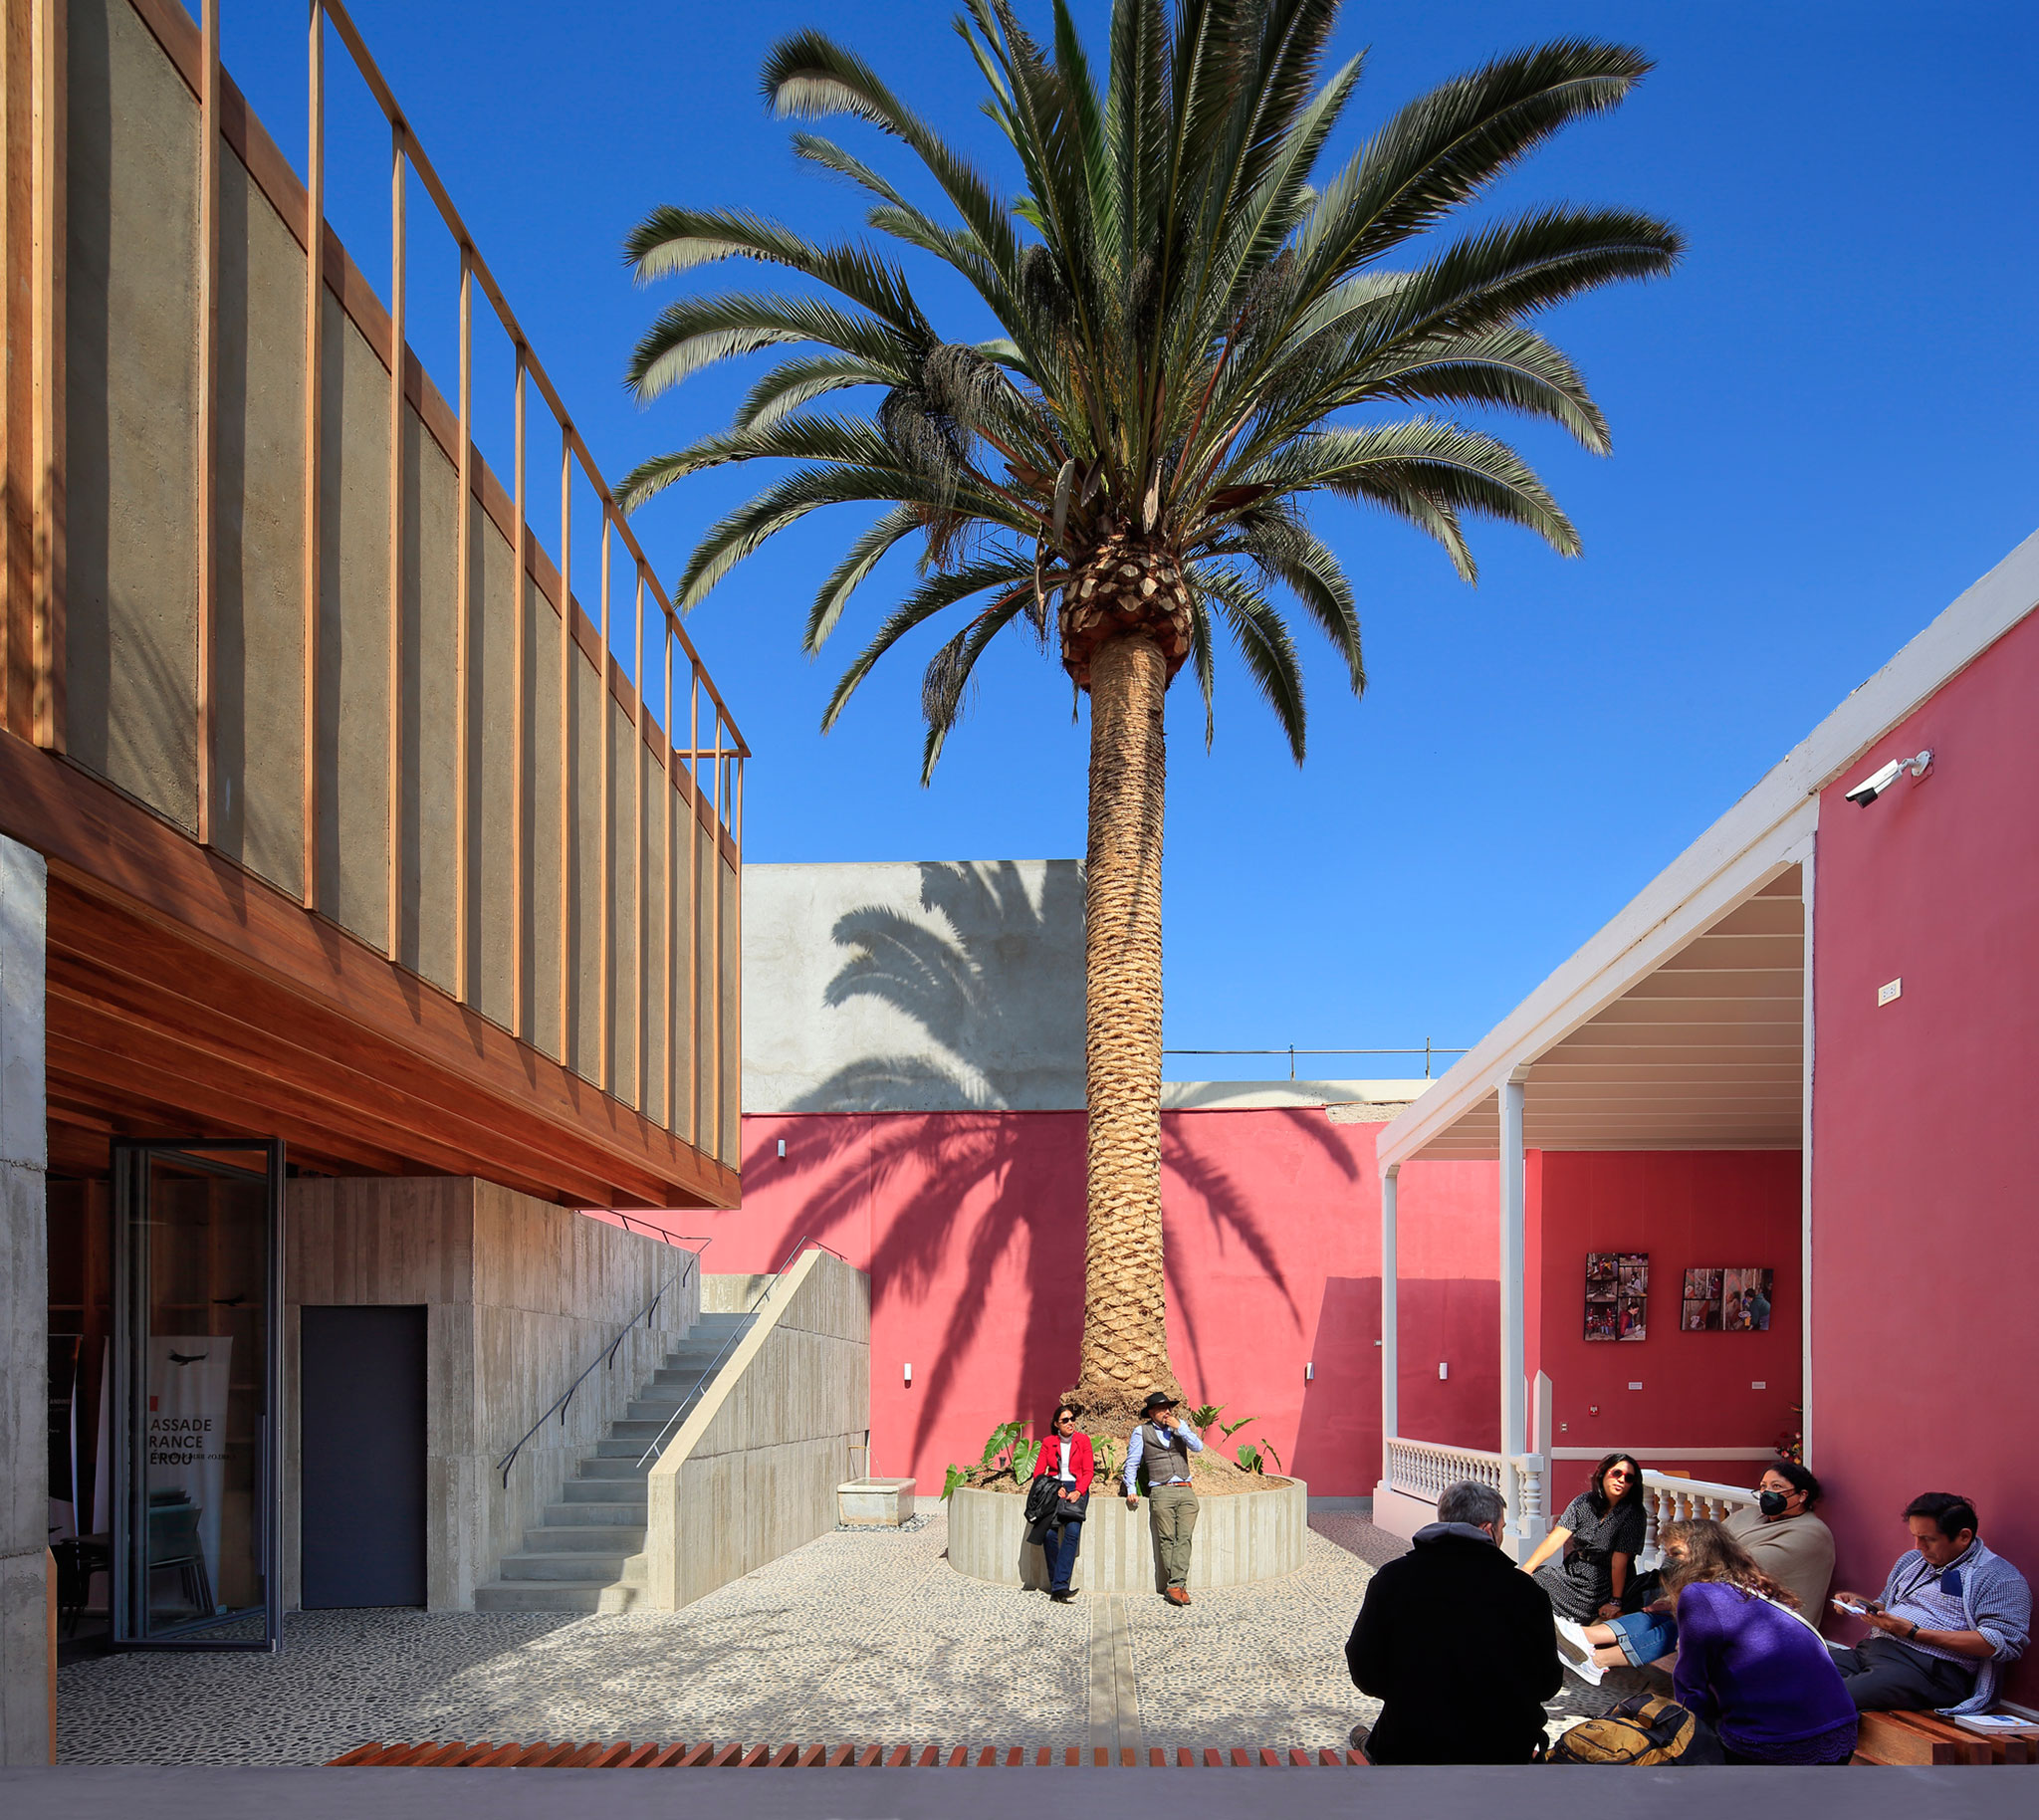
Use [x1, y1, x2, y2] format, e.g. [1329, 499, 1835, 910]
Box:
[1028, 1402, 1094, 1601]
[1519, 1452, 1646, 1622]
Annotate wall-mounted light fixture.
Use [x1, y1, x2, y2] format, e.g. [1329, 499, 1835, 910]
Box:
[777, 1138, 787, 1157]
[903, 1361, 913, 1387]
[1844, 749, 1932, 806]
[1438, 1361, 1449, 1381]
[1304, 1361, 1314, 1382]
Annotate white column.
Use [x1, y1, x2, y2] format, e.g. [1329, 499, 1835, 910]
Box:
[1379, 1163, 1398, 1482]
[1499, 1078, 1527, 1551]
[0, 834, 50, 1765]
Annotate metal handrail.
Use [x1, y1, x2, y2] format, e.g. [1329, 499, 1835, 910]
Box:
[495, 1234, 711, 1488]
[1163, 1043, 1471, 1080]
[632, 1235, 847, 1471]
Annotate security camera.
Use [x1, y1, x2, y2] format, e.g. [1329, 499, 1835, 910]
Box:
[1843, 749, 1931, 806]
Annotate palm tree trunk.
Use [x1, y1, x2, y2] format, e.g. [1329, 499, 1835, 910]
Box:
[1071, 630, 1178, 1422]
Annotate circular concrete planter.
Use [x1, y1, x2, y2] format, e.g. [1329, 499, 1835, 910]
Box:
[947, 1479, 1307, 1592]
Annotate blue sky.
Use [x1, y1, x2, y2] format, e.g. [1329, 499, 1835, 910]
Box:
[224, 1, 2038, 1070]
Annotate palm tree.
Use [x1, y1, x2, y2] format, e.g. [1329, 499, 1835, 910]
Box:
[619, 0, 1680, 1432]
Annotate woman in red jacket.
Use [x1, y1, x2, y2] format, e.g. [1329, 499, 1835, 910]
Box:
[1030, 1402, 1094, 1601]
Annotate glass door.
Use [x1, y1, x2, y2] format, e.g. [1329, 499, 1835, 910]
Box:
[112, 1141, 285, 1650]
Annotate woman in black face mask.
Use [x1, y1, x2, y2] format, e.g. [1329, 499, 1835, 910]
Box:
[1722, 1463, 1834, 1615]
[1552, 1462, 1836, 1686]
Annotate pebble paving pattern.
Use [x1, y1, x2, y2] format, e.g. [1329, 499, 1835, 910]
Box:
[58, 1506, 1605, 1764]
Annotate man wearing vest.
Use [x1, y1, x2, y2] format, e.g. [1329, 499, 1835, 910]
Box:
[1123, 1391, 1204, 1604]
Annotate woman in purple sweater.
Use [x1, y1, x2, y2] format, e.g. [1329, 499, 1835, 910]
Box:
[1662, 1519, 1859, 1765]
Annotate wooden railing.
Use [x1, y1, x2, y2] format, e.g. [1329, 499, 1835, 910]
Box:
[7, 0, 747, 1178]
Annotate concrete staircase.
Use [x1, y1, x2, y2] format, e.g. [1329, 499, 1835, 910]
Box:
[474, 1308, 755, 1613]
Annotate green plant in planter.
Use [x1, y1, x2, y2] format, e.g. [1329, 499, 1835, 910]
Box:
[941, 1417, 1041, 1497]
[1237, 1439, 1284, 1476]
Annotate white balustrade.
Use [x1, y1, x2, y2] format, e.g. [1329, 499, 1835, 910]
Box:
[1385, 1437, 1504, 1502]
[1639, 1470, 1764, 1566]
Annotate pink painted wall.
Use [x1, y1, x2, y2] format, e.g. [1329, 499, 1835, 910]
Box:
[1526, 1150, 1802, 1492]
[613, 1109, 1497, 1495]
[1810, 605, 2039, 1700]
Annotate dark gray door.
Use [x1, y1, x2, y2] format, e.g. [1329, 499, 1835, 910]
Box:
[301, 1305, 427, 1608]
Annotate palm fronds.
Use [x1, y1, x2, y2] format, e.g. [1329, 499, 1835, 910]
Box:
[624, 0, 1680, 773]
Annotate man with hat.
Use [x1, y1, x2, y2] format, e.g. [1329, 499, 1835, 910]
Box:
[1123, 1392, 1205, 1604]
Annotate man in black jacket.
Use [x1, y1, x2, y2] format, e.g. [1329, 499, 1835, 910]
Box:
[1345, 1479, 1561, 1763]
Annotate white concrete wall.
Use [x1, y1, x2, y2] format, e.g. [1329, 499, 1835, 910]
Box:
[645, 1251, 870, 1609]
[0, 836, 50, 1764]
[744, 860, 1084, 1113]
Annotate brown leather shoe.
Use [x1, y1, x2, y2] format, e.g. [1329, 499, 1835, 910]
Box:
[1166, 1586, 1191, 1606]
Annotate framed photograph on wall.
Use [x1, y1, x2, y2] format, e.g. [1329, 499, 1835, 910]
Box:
[1682, 1266, 1722, 1331]
[1722, 1267, 1774, 1331]
[1586, 1251, 1643, 1341]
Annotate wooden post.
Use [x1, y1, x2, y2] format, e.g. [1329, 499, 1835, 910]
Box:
[454, 248, 473, 1000]
[687, 661, 700, 1148]
[632, 567, 646, 1111]
[194, 0, 219, 841]
[709, 709, 724, 1162]
[301, 0, 324, 907]
[597, 514, 611, 1091]
[662, 615, 675, 1131]
[510, 349, 526, 1035]
[557, 425, 571, 1066]
[29, 0, 67, 751]
[729, 749, 743, 1166]
[384, 121, 405, 962]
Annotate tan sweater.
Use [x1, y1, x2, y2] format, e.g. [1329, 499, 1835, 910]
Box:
[1724, 1505, 1836, 1617]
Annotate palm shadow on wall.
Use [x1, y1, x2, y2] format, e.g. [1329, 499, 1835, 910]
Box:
[791, 860, 1085, 1113]
[768, 861, 1357, 1465]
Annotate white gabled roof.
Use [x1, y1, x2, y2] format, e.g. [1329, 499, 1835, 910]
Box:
[1378, 527, 2039, 1167]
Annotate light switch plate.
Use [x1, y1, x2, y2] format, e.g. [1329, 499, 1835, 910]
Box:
[1878, 978, 1903, 1006]
[1627, 1381, 1643, 1391]
[1752, 1380, 1766, 1390]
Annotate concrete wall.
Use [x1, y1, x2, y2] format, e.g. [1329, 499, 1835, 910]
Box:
[1810, 602, 2039, 1706]
[644, 1251, 870, 1609]
[743, 860, 1085, 1113]
[285, 1177, 697, 1609]
[0, 837, 50, 1764]
[57, 0, 735, 1153]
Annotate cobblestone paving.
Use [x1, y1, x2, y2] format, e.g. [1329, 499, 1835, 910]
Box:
[58, 1506, 1597, 1765]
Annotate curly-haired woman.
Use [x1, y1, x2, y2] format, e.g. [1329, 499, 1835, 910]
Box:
[1661, 1518, 1858, 1765]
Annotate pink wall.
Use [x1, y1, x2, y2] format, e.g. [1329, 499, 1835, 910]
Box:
[1811, 606, 2039, 1700]
[1527, 1150, 1802, 1491]
[1394, 1159, 1501, 1452]
[616, 1109, 1497, 1496]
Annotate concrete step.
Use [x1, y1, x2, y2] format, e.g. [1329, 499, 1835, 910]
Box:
[558, 1479, 646, 1506]
[502, 1549, 632, 1582]
[625, 1397, 699, 1422]
[646, 1368, 712, 1390]
[474, 1577, 651, 1615]
[603, 1418, 672, 1441]
[572, 1457, 651, 1480]
[473, 1580, 603, 1613]
[543, 1499, 646, 1525]
[522, 1524, 644, 1553]
[593, 1436, 664, 1459]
